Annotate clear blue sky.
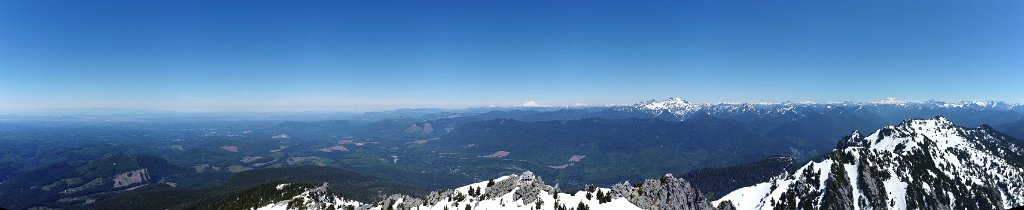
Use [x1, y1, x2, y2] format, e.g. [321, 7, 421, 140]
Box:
[2, 0, 1022, 112]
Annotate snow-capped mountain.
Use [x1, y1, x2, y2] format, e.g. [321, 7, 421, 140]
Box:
[627, 97, 707, 117]
[250, 172, 718, 210]
[616, 98, 812, 121]
[863, 98, 1020, 110]
[613, 98, 1024, 129]
[622, 98, 1024, 118]
[714, 116, 1024, 210]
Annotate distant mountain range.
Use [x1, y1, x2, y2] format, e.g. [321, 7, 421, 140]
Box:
[6, 98, 1024, 125]
[4, 98, 1024, 209]
[462, 98, 1024, 126]
[233, 116, 1024, 210]
[239, 98, 1024, 190]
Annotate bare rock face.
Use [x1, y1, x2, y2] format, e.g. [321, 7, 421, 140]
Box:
[481, 175, 520, 199]
[422, 189, 455, 206]
[714, 200, 737, 210]
[513, 171, 552, 204]
[376, 194, 423, 210]
[610, 174, 716, 210]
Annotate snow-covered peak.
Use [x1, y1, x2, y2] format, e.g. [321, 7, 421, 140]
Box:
[624, 98, 1021, 111]
[865, 99, 1019, 110]
[716, 116, 1024, 210]
[874, 97, 907, 105]
[625, 97, 707, 117]
[636, 97, 692, 110]
[840, 116, 975, 153]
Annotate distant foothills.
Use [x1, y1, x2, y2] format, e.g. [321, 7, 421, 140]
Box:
[3, 97, 1024, 119]
[1, 98, 1024, 209]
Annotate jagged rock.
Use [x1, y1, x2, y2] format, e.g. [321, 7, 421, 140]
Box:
[376, 194, 423, 210]
[247, 171, 719, 210]
[513, 171, 551, 204]
[715, 200, 736, 210]
[609, 174, 716, 210]
[481, 175, 519, 199]
[422, 189, 455, 206]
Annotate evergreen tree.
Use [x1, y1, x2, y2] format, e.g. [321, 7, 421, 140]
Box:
[577, 201, 590, 210]
[454, 192, 466, 202]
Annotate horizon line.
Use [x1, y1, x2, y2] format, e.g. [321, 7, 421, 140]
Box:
[2, 97, 1022, 115]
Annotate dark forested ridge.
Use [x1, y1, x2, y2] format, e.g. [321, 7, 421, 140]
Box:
[682, 156, 796, 200]
[996, 118, 1024, 140]
[0, 154, 192, 209]
[422, 117, 780, 187]
[88, 165, 425, 209]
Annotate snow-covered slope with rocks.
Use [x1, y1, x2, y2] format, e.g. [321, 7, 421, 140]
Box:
[714, 116, 1024, 210]
[251, 171, 721, 210]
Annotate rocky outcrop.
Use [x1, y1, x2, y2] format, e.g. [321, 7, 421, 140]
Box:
[513, 171, 552, 204]
[251, 171, 720, 210]
[610, 174, 716, 210]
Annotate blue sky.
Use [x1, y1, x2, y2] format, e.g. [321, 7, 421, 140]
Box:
[1, 0, 1022, 112]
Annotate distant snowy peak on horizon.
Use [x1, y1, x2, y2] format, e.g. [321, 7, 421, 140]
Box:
[629, 97, 1021, 108]
[618, 97, 843, 119]
[617, 97, 1023, 119]
[252, 172, 719, 210]
[860, 98, 1019, 109]
[627, 97, 706, 117]
[714, 116, 1024, 210]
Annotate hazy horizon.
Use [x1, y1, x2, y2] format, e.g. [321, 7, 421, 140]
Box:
[3, 97, 1022, 115]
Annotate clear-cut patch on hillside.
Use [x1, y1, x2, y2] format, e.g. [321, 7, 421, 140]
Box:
[482, 150, 510, 158]
[220, 145, 239, 152]
[112, 169, 149, 188]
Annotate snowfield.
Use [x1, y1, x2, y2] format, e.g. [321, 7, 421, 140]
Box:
[715, 116, 1024, 210]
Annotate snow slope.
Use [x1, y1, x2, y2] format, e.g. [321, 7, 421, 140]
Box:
[715, 116, 1024, 210]
[250, 172, 715, 210]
